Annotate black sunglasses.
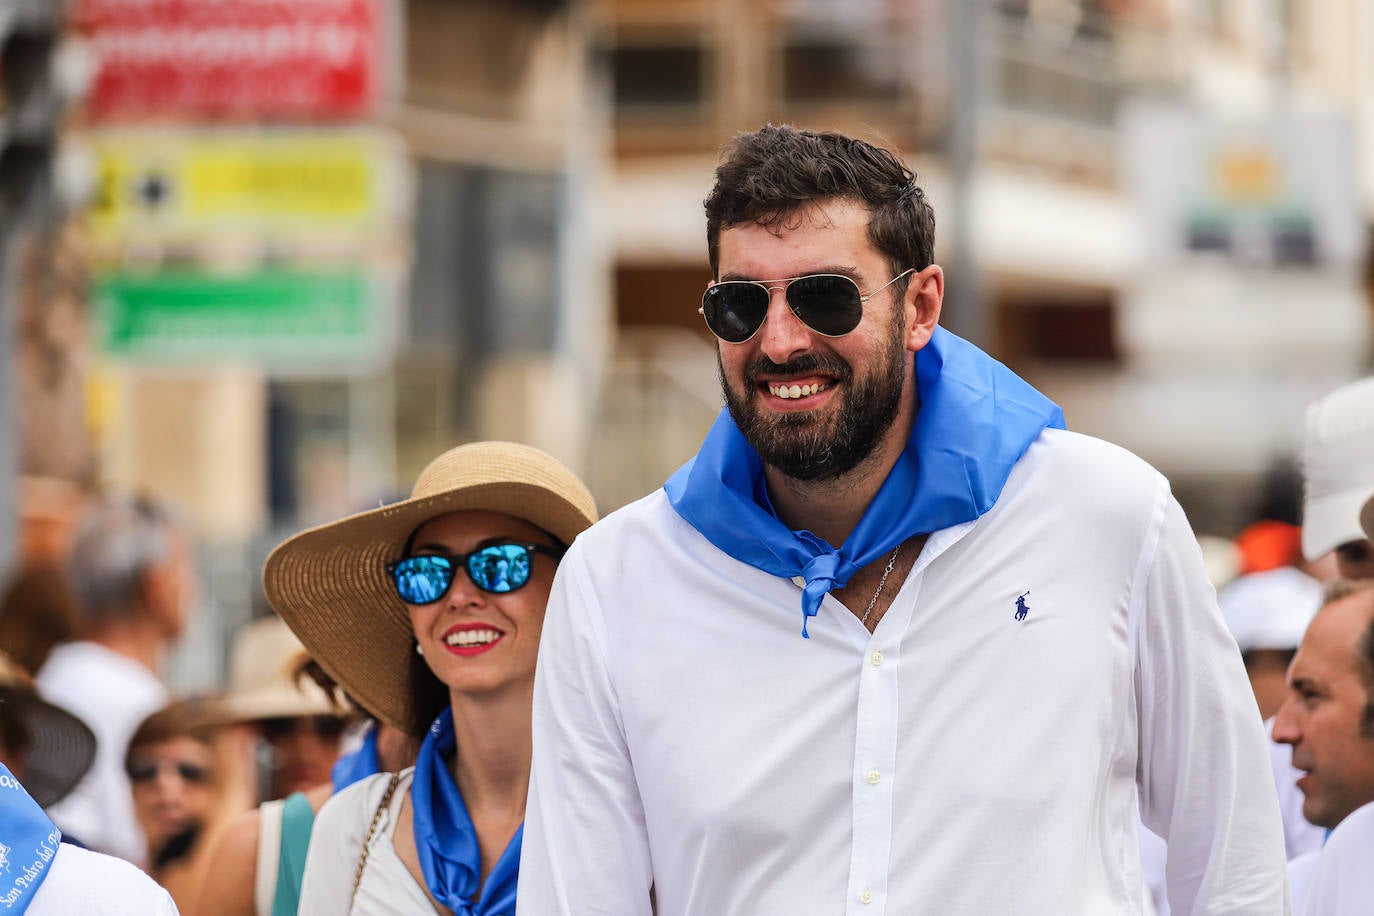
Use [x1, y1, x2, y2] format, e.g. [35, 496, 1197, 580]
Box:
[127, 759, 209, 784]
[699, 269, 914, 343]
[259, 715, 348, 742]
[387, 542, 564, 605]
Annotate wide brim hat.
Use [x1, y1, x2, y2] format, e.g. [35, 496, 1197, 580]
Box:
[219, 616, 343, 723]
[0, 653, 97, 808]
[264, 441, 598, 735]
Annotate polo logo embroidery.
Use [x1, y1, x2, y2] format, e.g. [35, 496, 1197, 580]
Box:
[1014, 591, 1030, 621]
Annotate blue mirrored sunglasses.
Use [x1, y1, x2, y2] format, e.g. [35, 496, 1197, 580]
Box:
[386, 542, 563, 604]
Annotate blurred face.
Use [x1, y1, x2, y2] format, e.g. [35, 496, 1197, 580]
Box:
[1243, 649, 1296, 721]
[260, 715, 346, 799]
[128, 736, 212, 852]
[1334, 539, 1374, 579]
[402, 510, 558, 700]
[1271, 592, 1374, 828]
[713, 199, 937, 482]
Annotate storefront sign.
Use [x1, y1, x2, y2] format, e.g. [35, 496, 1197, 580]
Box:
[73, 0, 383, 121]
[87, 128, 406, 246]
[94, 269, 392, 368]
[1120, 102, 1361, 268]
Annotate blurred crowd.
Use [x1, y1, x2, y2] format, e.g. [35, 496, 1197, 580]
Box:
[2, 375, 1374, 913]
[0, 494, 419, 913]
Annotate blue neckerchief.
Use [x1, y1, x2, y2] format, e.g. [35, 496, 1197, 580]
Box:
[411, 709, 521, 916]
[331, 724, 380, 792]
[0, 763, 63, 913]
[666, 326, 1064, 637]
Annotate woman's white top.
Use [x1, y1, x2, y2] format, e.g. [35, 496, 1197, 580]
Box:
[298, 769, 434, 915]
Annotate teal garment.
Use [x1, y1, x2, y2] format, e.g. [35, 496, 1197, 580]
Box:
[271, 792, 317, 916]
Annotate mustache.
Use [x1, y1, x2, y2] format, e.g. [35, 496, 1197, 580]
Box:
[743, 353, 852, 390]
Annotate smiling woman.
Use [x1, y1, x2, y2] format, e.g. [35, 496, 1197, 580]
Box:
[260, 442, 598, 915]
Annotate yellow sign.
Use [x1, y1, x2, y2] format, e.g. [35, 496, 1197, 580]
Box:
[87, 129, 406, 245]
[1212, 145, 1280, 205]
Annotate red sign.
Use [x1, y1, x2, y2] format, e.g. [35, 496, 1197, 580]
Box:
[73, 0, 382, 122]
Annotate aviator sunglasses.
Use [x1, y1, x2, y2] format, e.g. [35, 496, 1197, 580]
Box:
[387, 542, 564, 605]
[127, 759, 209, 785]
[699, 268, 915, 344]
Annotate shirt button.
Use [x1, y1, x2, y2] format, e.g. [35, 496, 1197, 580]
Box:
[865, 769, 881, 785]
[870, 651, 884, 667]
[859, 889, 874, 904]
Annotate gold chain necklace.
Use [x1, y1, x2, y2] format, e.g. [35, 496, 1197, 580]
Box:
[860, 543, 902, 627]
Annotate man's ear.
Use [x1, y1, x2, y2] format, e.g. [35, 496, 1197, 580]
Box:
[139, 560, 179, 630]
[905, 265, 943, 352]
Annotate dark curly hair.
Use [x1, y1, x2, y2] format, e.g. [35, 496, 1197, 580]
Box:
[704, 124, 936, 293]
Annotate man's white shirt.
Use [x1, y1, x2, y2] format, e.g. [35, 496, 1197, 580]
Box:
[519, 429, 1288, 915]
[36, 641, 169, 862]
[1303, 801, 1374, 915]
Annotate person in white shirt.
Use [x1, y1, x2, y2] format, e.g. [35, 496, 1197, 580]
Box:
[1294, 500, 1374, 914]
[36, 495, 197, 862]
[1271, 581, 1374, 834]
[1, 761, 179, 915]
[518, 124, 1288, 915]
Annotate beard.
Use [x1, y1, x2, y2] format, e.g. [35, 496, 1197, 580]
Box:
[719, 324, 908, 482]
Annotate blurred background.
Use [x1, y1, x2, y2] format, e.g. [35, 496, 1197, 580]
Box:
[1, 0, 1370, 691]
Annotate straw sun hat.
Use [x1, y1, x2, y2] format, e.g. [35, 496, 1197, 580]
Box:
[0, 651, 97, 808]
[263, 441, 598, 736]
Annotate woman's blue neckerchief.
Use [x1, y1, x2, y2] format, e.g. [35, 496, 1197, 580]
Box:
[330, 723, 380, 792]
[665, 325, 1064, 637]
[411, 709, 521, 916]
[0, 763, 62, 913]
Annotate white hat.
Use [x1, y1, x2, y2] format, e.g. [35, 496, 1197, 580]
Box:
[1218, 567, 1322, 653]
[220, 616, 341, 722]
[1302, 377, 1374, 560]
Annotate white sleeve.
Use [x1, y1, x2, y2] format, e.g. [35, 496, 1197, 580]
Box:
[518, 546, 654, 915]
[1134, 488, 1289, 914]
[297, 775, 384, 916]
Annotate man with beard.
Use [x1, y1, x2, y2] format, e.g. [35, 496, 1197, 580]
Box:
[518, 125, 1286, 915]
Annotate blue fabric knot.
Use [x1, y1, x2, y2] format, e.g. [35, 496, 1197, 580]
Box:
[799, 553, 859, 637]
[665, 326, 1064, 638]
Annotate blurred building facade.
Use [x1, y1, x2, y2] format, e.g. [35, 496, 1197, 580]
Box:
[589, 0, 1374, 525]
[6, 0, 1374, 688]
[8, 0, 607, 688]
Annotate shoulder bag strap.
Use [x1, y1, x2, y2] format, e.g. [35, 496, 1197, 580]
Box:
[350, 772, 402, 910]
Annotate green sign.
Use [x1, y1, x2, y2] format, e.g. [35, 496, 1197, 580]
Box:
[95, 270, 390, 367]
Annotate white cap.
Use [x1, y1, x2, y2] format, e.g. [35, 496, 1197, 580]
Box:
[1302, 377, 1374, 560]
[1218, 567, 1322, 653]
